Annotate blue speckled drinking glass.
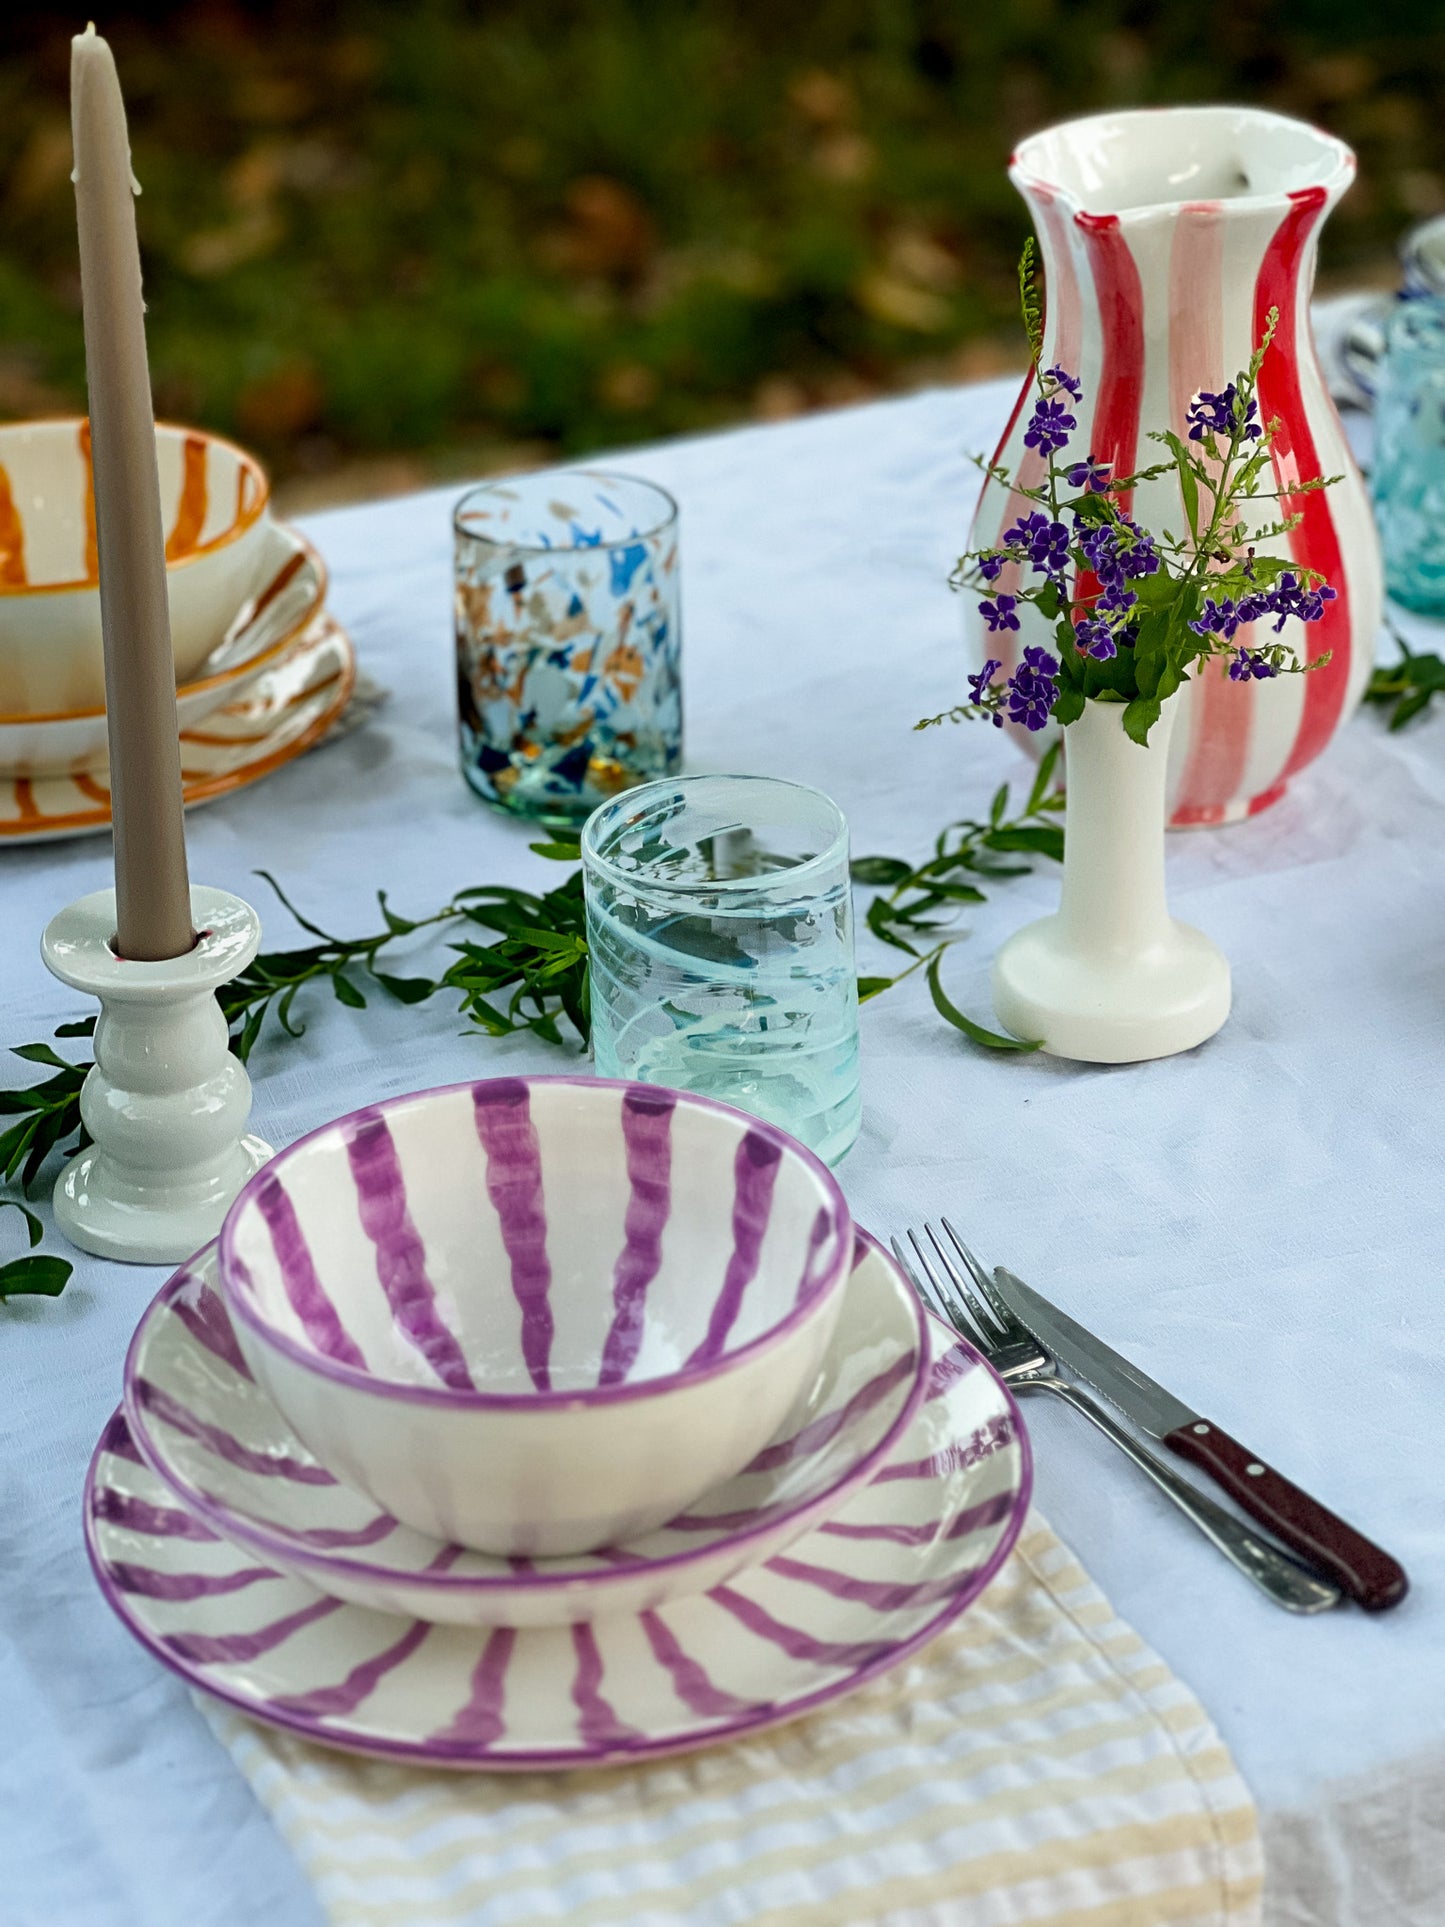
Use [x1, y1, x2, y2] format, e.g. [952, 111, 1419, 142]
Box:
[454, 472, 682, 825]
[1372, 299, 1445, 614]
[583, 775, 862, 1167]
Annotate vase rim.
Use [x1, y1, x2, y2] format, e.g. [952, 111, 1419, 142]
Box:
[1010, 105, 1354, 224]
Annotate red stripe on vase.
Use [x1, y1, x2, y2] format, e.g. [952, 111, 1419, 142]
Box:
[1074, 212, 1145, 509]
[1254, 186, 1351, 782]
[1166, 202, 1260, 823]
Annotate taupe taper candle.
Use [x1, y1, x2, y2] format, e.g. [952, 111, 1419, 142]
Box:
[71, 23, 194, 961]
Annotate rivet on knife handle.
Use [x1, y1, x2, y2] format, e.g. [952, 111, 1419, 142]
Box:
[1163, 1421, 1408, 1612]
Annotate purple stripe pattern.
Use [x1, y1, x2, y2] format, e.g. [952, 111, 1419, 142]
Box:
[471, 1080, 554, 1391]
[250, 1174, 367, 1368]
[687, 1131, 783, 1366]
[432, 1627, 516, 1747]
[171, 1273, 253, 1381]
[91, 1487, 217, 1543]
[86, 1302, 1030, 1770]
[121, 1233, 926, 1624]
[134, 1377, 338, 1486]
[598, 1088, 676, 1384]
[345, 1109, 477, 1391]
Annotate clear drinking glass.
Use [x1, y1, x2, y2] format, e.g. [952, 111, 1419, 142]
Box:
[454, 471, 682, 825]
[1373, 299, 1445, 614]
[582, 775, 862, 1167]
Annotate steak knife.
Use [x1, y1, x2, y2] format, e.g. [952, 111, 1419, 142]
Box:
[990, 1265, 1408, 1612]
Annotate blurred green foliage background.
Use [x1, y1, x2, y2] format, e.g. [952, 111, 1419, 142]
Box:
[3, 1, 1442, 506]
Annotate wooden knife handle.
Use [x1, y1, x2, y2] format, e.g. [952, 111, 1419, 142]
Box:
[1162, 1420, 1408, 1613]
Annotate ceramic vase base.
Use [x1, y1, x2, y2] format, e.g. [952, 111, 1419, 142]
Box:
[992, 917, 1231, 1064]
[53, 1134, 273, 1265]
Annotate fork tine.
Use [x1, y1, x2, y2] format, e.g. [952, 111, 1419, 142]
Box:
[893, 1228, 992, 1350]
[941, 1219, 1021, 1333]
[924, 1221, 1010, 1344]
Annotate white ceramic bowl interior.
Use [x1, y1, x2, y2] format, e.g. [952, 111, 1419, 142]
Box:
[0, 519, 325, 776]
[0, 418, 271, 717]
[219, 1077, 854, 1557]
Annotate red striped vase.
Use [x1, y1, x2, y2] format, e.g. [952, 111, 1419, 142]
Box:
[968, 107, 1382, 826]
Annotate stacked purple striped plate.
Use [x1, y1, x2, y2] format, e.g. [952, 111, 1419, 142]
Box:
[86, 1309, 1030, 1769]
[84, 1074, 1032, 1767]
[121, 1232, 929, 1627]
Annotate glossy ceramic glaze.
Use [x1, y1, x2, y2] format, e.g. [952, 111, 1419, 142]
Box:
[0, 614, 354, 844]
[124, 1231, 926, 1627]
[993, 696, 1231, 1061]
[84, 1313, 1030, 1768]
[968, 106, 1382, 825]
[42, 886, 273, 1264]
[0, 420, 272, 715]
[218, 1078, 854, 1557]
[0, 520, 325, 776]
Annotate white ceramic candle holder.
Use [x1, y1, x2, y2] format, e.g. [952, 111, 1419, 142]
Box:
[41, 885, 273, 1264]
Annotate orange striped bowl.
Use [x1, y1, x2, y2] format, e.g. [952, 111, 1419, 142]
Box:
[0, 418, 274, 723]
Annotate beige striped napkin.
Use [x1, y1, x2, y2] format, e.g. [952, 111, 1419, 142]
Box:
[201, 1515, 1261, 1927]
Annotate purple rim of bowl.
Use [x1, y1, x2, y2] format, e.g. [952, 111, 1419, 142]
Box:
[83, 1322, 1033, 1772]
[121, 1229, 930, 1598]
[215, 1074, 854, 1412]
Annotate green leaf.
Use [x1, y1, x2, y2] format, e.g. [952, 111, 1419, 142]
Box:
[1051, 685, 1086, 727]
[850, 856, 913, 887]
[54, 1016, 96, 1039]
[529, 839, 583, 861]
[376, 891, 417, 936]
[1026, 739, 1063, 815]
[985, 824, 1065, 860]
[0, 1254, 71, 1302]
[1161, 430, 1200, 538]
[331, 973, 367, 1010]
[0, 1199, 44, 1248]
[373, 973, 437, 1005]
[856, 975, 896, 1003]
[926, 954, 1042, 1052]
[1122, 696, 1163, 747]
[1391, 687, 1433, 731]
[10, 1043, 72, 1069]
[988, 783, 1009, 828]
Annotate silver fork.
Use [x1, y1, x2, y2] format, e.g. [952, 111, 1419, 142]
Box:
[892, 1221, 1342, 1615]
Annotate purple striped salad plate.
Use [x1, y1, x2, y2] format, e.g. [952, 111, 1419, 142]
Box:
[124, 1232, 928, 1628]
[216, 1076, 854, 1557]
[84, 1311, 1031, 1771]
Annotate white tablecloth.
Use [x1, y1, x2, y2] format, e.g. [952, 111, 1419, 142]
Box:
[2, 380, 1443, 1925]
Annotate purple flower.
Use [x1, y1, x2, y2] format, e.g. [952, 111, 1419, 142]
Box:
[1097, 577, 1138, 615]
[1065, 455, 1112, 491]
[968, 658, 1003, 704]
[1190, 596, 1242, 641]
[1005, 647, 1059, 730]
[1024, 397, 1076, 456]
[979, 593, 1020, 633]
[1186, 382, 1262, 443]
[1074, 616, 1118, 660]
[1004, 511, 1071, 577]
[1229, 648, 1278, 682]
[1045, 365, 1083, 401]
[977, 552, 1005, 582]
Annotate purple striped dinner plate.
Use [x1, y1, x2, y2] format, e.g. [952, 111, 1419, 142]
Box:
[85, 1315, 1031, 1772]
[121, 1232, 929, 1629]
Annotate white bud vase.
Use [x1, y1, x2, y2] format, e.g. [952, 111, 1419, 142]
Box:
[992, 694, 1231, 1063]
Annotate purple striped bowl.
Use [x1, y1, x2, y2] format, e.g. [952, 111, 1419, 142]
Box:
[217, 1077, 853, 1557]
